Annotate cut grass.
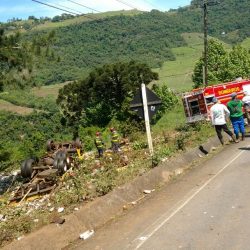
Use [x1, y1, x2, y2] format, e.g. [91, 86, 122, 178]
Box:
[32, 82, 69, 99]
[153, 32, 232, 92]
[241, 37, 250, 49]
[0, 99, 34, 115]
[153, 33, 204, 91]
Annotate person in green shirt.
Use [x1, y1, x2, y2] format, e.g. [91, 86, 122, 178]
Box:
[227, 92, 245, 141]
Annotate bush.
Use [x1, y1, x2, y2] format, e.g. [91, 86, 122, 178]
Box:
[132, 140, 148, 150]
[175, 134, 187, 151]
[151, 84, 179, 123]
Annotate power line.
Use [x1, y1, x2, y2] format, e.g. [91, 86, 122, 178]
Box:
[53, 2, 83, 14]
[66, 0, 101, 13]
[32, 0, 96, 20]
[32, 0, 79, 15]
[141, 0, 159, 9]
[114, 0, 144, 11]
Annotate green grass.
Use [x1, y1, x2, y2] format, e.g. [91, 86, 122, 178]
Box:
[0, 99, 34, 115]
[32, 82, 69, 99]
[153, 33, 204, 92]
[241, 38, 250, 49]
[5, 10, 143, 35]
[33, 10, 143, 31]
[152, 104, 186, 133]
[153, 32, 232, 92]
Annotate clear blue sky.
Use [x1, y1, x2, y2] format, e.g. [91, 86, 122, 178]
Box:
[0, 0, 191, 22]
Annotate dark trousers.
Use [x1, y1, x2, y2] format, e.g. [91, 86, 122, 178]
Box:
[112, 142, 120, 153]
[215, 124, 233, 143]
[97, 148, 104, 157]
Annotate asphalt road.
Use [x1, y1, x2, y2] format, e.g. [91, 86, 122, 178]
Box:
[68, 136, 250, 250]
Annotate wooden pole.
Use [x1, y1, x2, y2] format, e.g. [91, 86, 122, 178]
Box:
[141, 84, 154, 155]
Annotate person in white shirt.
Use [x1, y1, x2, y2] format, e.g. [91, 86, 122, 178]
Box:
[242, 91, 250, 124]
[210, 97, 238, 145]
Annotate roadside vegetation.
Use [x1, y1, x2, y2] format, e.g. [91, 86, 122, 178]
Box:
[0, 0, 249, 246]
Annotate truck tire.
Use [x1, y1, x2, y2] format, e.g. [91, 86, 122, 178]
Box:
[21, 159, 35, 178]
[46, 140, 54, 152]
[43, 157, 54, 166]
[74, 138, 82, 149]
[55, 151, 67, 161]
[53, 158, 59, 169]
[53, 151, 68, 172]
[57, 159, 67, 175]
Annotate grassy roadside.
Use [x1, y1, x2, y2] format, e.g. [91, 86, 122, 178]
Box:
[3, 32, 250, 246]
[0, 105, 215, 246]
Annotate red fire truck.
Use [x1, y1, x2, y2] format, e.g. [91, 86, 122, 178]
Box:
[182, 79, 250, 123]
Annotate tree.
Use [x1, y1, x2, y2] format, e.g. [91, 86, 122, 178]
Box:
[151, 84, 179, 123]
[0, 29, 33, 90]
[0, 28, 57, 90]
[57, 61, 158, 127]
[192, 39, 250, 88]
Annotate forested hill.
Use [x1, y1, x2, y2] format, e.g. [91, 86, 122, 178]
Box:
[190, 0, 250, 41]
[3, 0, 250, 86]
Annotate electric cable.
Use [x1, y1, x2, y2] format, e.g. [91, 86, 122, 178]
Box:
[114, 0, 144, 11]
[141, 0, 159, 10]
[66, 0, 101, 13]
[32, 0, 96, 20]
[32, 0, 79, 15]
[52, 2, 83, 14]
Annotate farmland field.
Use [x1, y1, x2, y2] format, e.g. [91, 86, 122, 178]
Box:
[0, 99, 34, 115]
[32, 82, 69, 99]
[153, 33, 204, 91]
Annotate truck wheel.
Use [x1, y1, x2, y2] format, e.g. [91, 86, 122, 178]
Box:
[54, 151, 67, 163]
[43, 157, 54, 166]
[57, 160, 67, 175]
[21, 159, 34, 178]
[53, 158, 58, 169]
[46, 140, 54, 152]
[74, 138, 82, 149]
[66, 156, 71, 167]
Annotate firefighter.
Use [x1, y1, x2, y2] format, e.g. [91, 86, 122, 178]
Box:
[94, 132, 105, 157]
[110, 127, 120, 153]
[210, 97, 237, 145]
[242, 91, 250, 125]
[227, 92, 245, 141]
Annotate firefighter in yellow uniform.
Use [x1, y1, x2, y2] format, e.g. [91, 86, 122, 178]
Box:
[94, 132, 105, 157]
[110, 127, 120, 153]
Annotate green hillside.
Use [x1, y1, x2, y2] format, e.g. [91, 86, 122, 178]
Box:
[3, 0, 244, 86]
[241, 38, 250, 49]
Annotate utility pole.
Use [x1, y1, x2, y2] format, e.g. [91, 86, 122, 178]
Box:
[203, 0, 208, 86]
[141, 83, 154, 156]
[201, 0, 219, 87]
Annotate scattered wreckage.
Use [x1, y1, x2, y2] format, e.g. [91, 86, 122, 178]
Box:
[9, 137, 129, 202]
[10, 138, 82, 202]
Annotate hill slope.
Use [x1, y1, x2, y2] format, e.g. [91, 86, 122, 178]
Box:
[2, 0, 250, 86]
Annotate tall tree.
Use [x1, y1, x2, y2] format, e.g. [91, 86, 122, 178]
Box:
[0, 29, 32, 90]
[57, 61, 158, 127]
[192, 39, 250, 88]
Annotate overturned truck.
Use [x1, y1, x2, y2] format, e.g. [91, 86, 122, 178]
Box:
[10, 138, 82, 202]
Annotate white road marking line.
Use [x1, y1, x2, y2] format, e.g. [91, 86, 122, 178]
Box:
[134, 146, 249, 249]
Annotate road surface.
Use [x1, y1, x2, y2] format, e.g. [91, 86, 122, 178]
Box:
[68, 136, 250, 250]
